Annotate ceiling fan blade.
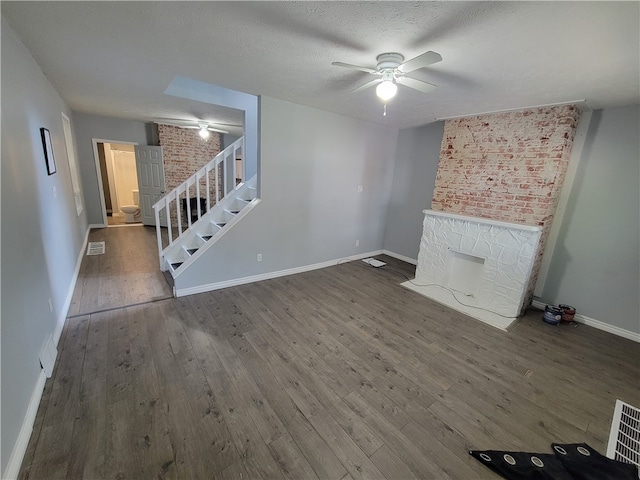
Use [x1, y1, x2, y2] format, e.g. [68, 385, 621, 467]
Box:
[155, 120, 183, 125]
[208, 122, 243, 128]
[155, 120, 229, 134]
[155, 120, 199, 128]
[397, 76, 437, 94]
[397, 51, 442, 73]
[332, 62, 377, 74]
[352, 78, 382, 93]
[207, 126, 229, 134]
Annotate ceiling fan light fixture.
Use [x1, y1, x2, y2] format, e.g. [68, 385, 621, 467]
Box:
[376, 80, 397, 101]
[198, 125, 210, 139]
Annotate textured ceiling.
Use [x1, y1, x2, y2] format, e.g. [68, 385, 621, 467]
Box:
[3, 1, 639, 130]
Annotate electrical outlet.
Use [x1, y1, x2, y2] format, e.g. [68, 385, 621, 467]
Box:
[355, 240, 360, 247]
[257, 253, 262, 262]
[357, 185, 363, 193]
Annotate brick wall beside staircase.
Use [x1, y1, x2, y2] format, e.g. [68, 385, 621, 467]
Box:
[432, 105, 581, 303]
[157, 124, 222, 193]
[157, 124, 223, 224]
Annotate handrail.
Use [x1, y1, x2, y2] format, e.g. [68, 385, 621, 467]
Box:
[152, 136, 245, 267]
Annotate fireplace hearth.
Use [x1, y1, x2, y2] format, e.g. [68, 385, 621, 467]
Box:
[403, 209, 542, 330]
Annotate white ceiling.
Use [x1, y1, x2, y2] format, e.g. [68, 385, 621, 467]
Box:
[3, 1, 639, 131]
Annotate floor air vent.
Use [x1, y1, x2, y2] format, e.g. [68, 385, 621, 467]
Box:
[87, 241, 105, 255]
[607, 399, 640, 466]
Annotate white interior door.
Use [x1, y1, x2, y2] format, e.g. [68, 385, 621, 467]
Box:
[135, 145, 165, 226]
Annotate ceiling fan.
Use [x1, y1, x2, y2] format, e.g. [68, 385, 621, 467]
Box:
[332, 50, 442, 102]
[155, 119, 232, 138]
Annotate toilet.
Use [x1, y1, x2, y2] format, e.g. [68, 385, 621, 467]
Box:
[121, 190, 141, 223]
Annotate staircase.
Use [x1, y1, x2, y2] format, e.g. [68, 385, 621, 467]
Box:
[152, 137, 259, 278]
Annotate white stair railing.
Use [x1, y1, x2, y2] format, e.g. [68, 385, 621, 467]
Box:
[152, 136, 245, 266]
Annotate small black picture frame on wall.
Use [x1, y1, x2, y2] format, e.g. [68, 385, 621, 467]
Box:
[40, 127, 56, 175]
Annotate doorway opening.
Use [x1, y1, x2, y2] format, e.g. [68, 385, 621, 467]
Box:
[92, 139, 139, 227]
[99, 142, 140, 226]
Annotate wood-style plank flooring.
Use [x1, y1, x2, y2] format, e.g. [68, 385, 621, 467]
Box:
[68, 225, 173, 317]
[106, 214, 138, 226]
[20, 251, 639, 479]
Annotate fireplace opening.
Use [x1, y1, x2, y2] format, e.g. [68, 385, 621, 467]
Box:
[446, 250, 485, 297]
[406, 210, 543, 330]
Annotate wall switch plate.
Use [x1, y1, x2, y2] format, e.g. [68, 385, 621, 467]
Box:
[357, 185, 363, 193]
[355, 240, 360, 247]
[48, 298, 53, 312]
[257, 253, 262, 262]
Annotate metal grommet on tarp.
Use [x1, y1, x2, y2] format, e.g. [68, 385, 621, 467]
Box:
[576, 446, 591, 456]
[554, 445, 568, 455]
[470, 444, 638, 480]
[531, 456, 544, 467]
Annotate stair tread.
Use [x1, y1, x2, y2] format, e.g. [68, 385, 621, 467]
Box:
[160, 171, 257, 272]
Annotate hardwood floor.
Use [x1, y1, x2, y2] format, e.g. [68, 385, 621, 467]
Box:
[106, 214, 137, 226]
[67, 225, 173, 317]
[19, 255, 639, 479]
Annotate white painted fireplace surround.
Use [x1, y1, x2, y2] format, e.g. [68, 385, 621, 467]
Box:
[403, 210, 542, 330]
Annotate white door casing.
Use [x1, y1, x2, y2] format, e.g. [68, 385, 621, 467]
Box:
[91, 138, 138, 227]
[61, 112, 83, 216]
[135, 145, 165, 226]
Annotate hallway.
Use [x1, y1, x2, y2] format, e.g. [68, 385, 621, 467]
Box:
[67, 225, 173, 317]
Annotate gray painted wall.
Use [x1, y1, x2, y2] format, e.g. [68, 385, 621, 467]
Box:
[1, 18, 87, 475]
[175, 96, 398, 291]
[384, 107, 639, 334]
[72, 112, 154, 225]
[164, 76, 259, 181]
[540, 105, 640, 333]
[222, 133, 242, 149]
[383, 122, 444, 261]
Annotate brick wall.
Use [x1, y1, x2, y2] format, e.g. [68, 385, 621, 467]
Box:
[432, 105, 581, 303]
[157, 124, 223, 224]
[157, 124, 221, 192]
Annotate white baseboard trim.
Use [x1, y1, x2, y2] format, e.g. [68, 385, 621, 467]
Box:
[175, 250, 384, 297]
[381, 250, 418, 266]
[4, 226, 91, 479]
[2, 370, 47, 480]
[88, 222, 105, 230]
[531, 300, 640, 343]
[52, 226, 91, 345]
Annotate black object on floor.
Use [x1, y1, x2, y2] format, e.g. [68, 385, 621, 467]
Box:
[470, 443, 638, 480]
[181, 197, 207, 223]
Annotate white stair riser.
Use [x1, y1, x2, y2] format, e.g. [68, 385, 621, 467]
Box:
[164, 177, 257, 273]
